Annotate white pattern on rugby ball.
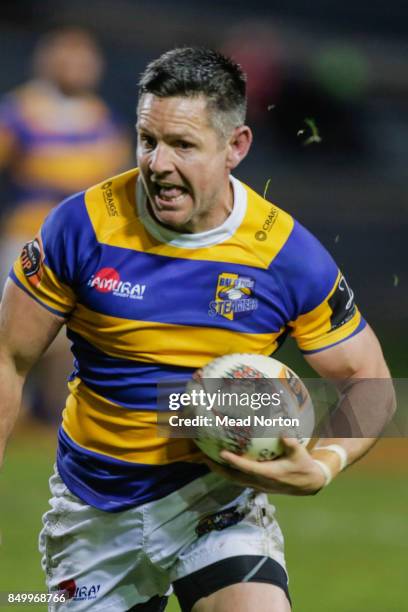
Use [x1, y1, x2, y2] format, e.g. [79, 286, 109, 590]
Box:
[185, 353, 314, 464]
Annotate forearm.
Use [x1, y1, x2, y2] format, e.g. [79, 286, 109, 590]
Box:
[310, 437, 375, 485]
[310, 376, 396, 483]
[0, 352, 25, 467]
[0, 282, 65, 467]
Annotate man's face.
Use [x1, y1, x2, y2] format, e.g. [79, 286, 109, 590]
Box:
[37, 32, 103, 95]
[137, 94, 234, 233]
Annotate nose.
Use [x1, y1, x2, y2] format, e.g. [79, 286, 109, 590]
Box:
[149, 143, 174, 176]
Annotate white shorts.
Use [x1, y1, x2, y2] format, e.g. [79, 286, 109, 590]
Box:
[39, 468, 287, 611]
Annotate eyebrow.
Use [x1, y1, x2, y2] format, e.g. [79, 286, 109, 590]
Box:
[136, 125, 199, 142]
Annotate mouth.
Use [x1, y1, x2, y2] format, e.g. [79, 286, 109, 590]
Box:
[151, 182, 190, 209]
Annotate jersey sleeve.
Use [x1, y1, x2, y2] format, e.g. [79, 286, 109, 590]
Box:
[276, 221, 366, 353]
[9, 192, 88, 317]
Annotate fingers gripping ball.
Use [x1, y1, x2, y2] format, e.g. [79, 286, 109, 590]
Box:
[185, 354, 314, 464]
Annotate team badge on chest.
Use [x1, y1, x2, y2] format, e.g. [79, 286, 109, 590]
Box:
[208, 272, 258, 320]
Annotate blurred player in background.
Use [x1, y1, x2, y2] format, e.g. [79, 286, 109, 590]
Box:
[0, 27, 131, 420]
[0, 48, 393, 611]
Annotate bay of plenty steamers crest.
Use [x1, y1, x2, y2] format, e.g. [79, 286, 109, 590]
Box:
[208, 272, 258, 320]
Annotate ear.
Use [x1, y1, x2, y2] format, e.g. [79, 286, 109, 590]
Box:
[226, 126, 253, 170]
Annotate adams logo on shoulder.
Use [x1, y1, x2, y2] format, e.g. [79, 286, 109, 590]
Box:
[20, 237, 44, 287]
[208, 272, 258, 320]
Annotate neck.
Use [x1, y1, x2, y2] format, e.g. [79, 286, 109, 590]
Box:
[143, 178, 234, 235]
[181, 181, 234, 234]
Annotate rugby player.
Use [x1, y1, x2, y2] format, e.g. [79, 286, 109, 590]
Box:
[0, 27, 131, 421]
[0, 48, 393, 611]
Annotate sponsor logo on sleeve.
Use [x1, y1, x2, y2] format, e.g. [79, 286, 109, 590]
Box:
[328, 274, 356, 331]
[20, 237, 44, 287]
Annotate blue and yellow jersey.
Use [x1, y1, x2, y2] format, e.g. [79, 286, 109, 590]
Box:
[11, 168, 365, 511]
[0, 80, 130, 237]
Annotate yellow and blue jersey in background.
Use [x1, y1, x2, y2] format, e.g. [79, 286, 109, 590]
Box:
[11, 168, 365, 511]
[0, 80, 130, 237]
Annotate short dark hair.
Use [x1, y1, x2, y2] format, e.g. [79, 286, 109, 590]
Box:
[138, 47, 247, 138]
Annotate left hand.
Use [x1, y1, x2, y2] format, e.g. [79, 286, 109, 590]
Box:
[204, 438, 327, 496]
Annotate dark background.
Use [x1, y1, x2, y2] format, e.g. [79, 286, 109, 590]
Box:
[1, 0, 407, 372]
[0, 4, 407, 609]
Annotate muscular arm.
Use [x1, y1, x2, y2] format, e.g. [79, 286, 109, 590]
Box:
[208, 325, 395, 494]
[0, 280, 64, 466]
[305, 324, 395, 474]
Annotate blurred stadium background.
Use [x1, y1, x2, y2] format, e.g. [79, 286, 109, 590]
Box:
[0, 1, 407, 610]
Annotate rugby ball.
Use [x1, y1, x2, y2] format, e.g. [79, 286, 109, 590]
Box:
[185, 353, 314, 464]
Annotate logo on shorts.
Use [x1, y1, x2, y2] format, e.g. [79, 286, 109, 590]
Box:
[58, 580, 101, 601]
[88, 267, 146, 300]
[196, 506, 246, 537]
[208, 273, 258, 320]
[20, 237, 44, 287]
[58, 579, 76, 599]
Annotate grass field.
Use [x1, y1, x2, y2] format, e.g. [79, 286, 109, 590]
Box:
[1, 418, 407, 612]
